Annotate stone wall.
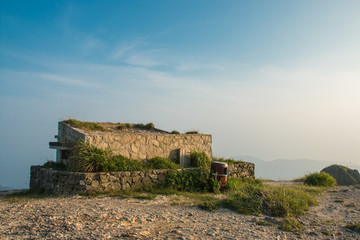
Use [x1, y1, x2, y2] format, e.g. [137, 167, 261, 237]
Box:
[85, 132, 212, 161]
[30, 162, 255, 195]
[228, 162, 255, 178]
[57, 122, 212, 166]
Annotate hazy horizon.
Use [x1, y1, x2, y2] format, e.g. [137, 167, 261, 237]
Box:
[1, 1, 359, 188]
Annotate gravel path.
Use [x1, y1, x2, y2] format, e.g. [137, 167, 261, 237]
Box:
[1, 185, 359, 239]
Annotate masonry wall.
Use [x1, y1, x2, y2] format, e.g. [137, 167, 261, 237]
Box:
[85, 132, 212, 160]
[30, 162, 255, 195]
[58, 122, 212, 163]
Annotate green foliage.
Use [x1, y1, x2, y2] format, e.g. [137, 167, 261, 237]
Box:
[170, 130, 180, 134]
[198, 201, 220, 211]
[262, 185, 317, 217]
[68, 142, 113, 172]
[63, 119, 106, 131]
[116, 125, 126, 130]
[67, 141, 183, 172]
[133, 123, 155, 129]
[223, 178, 318, 217]
[108, 155, 144, 171]
[190, 151, 211, 168]
[212, 157, 240, 165]
[279, 218, 303, 233]
[116, 122, 155, 130]
[144, 157, 181, 170]
[43, 161, 67, 171]
[166, 168, 220, 193]
[304, 172, 336, 187]
[186, 131, 199, 134]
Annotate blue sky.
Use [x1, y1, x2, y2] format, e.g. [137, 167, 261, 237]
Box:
[1, 1, 360, 188]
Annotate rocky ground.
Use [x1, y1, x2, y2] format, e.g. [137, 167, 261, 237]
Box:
[0, 184, 359, 239]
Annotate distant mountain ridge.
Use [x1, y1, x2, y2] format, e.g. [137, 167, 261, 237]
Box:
[0, 185, 13, 191]
[233, 156, 360, 180]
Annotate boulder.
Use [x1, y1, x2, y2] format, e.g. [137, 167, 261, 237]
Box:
[321, 165, 360, 186]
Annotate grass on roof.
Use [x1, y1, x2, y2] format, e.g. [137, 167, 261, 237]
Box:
[63, 119, 106, 131]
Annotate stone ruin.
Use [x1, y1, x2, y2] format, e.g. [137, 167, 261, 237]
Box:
[49, 120, 212, 167]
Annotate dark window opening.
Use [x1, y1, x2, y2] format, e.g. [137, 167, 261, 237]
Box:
[61, 150, 70, 160]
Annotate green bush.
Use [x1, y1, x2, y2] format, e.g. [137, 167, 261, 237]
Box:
[190, 151, 211, 168]
[144, 157, 181, 170]
[108, 155, 144, 171]
[224, 178, 318, 217]
[170, 130, 180, 134]
[43, 161, 67, 171]
[133, 123, 155, 129]
[166, 168, 220, 193]
[304, 172, 336, 187]
[68, 142, 113, 172]
[212, 157, 240, 165]
[186, 131, 199, 134]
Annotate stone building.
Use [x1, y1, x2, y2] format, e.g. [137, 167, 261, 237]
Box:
[50, 120, 212, 167]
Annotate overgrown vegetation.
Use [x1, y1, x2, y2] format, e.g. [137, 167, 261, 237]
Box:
[166, 168, 220, 193]
[116, 122, 155, 130]
[279, 218, 303, 233]
[170, 130, 180, 134]
[185, 131, 199, 134]
[63, 119, 106, 131]
[144, 157, 181, 170]
[212, 157, 240, 165]
[68, 142, 113, 172]
[304, 172, 336, 187]
[223, 178, 319, 217]
[43, 161, 67, 171]
[57, 141, 181, 172]
[190, 151, 212, 168]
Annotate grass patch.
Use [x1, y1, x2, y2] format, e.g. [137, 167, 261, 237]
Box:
[304, 172, 336, 187]
[0, 190, 51, 203]
[170, 130, 180, 134]
[63, 119, 106, 131]
[116, 122, 155, 130]
[321, 231, 330, 236]
[279, 218, 303, 233]
[223, 178, 319, 217]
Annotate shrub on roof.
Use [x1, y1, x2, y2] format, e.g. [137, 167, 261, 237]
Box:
[186, 131, 199, 134]
[63, 119, 106, 131]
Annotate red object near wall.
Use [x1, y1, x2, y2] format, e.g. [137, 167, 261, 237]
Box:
[211, 161, 228, 188]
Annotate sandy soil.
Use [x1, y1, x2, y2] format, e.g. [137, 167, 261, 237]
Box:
[0, 185, 359, 239]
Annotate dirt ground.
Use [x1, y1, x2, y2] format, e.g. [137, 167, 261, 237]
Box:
[0, 184, 359, 239]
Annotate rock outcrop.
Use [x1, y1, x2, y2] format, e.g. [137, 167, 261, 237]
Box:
[321, 164, 360, 186]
